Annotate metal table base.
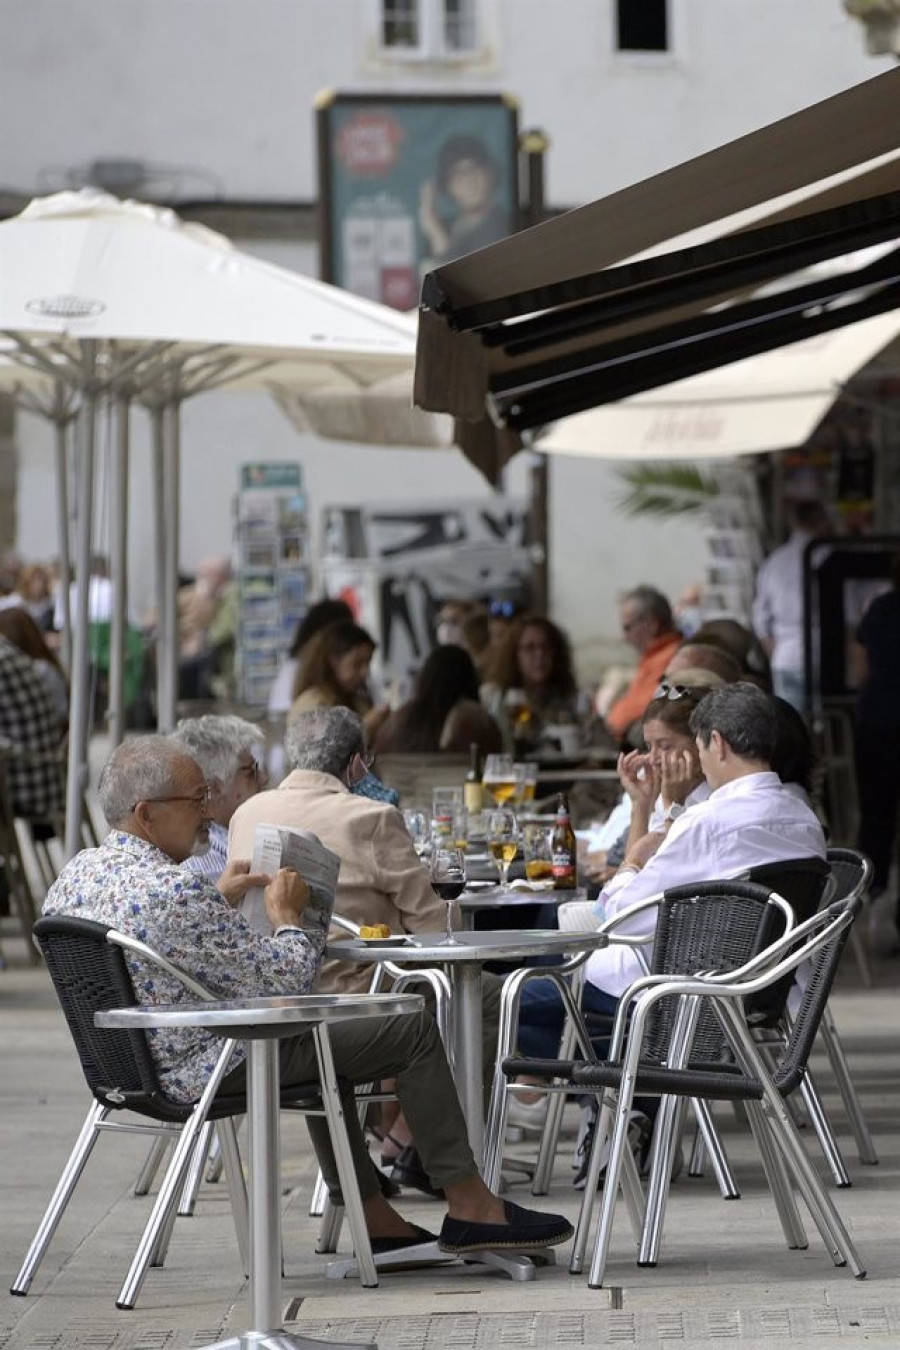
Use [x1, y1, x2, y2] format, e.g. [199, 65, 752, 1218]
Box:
[326, 1241, 555, 1284]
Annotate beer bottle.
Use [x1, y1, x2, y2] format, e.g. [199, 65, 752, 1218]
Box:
[464, 742, 483, 814]
[551, 793, 577, 890]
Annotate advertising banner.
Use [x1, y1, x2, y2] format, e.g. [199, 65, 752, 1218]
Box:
[317, 93, 520, 310]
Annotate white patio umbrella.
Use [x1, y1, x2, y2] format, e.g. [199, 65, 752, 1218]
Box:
[535, 309, 900, 462]
[0, 189, 417, 855]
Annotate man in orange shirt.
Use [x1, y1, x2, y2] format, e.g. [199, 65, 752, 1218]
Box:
[605, 586, 681, 742]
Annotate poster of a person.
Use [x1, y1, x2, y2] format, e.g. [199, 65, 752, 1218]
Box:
[418, 135, 509, 268]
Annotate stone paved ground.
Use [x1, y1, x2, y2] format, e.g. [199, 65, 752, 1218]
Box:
[1, 932, 898, 1350]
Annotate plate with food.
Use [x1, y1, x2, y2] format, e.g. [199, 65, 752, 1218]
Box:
[357, 925, 414, 945]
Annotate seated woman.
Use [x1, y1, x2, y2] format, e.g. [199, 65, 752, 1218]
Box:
[482, 613, 580, 753]
[0, 605, 69, 731]
[290, 619, 386, 738]
[289, 619, 396, 804]
[508, 684, 710, 1132]
[374, 645, 502, 758]
[268, 598, 353, 717]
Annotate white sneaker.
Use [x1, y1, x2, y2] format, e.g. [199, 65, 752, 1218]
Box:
[506, 1093, 549, 1132]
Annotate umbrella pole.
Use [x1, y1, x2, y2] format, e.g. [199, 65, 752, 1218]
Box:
[64, 365, 97, 859]
[163, 400, 180, 732]
[151, 405, 169, 730]
[108, 392, 130, 748]
[53, 386, 73, 673]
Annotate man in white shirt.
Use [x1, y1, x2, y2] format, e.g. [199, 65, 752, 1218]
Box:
[751, 500, 830, 710]
[516, 684, 825, 1060]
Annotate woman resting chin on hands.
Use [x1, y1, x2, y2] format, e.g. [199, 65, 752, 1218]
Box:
[617, 685, 709, 875]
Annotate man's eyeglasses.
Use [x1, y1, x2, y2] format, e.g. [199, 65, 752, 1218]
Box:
[133, 784, 212, 812]
[489, 599, 518, 619]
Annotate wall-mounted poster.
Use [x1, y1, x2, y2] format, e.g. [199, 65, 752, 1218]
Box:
[316, 92, 520, 310]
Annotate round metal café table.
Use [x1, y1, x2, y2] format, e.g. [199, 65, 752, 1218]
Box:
[455, 885, 588, 930]
[97, 992, 424, 1350]
[325, 929, 608, 1166]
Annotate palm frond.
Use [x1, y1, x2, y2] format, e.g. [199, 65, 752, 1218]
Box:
[614, 462, 720, 518]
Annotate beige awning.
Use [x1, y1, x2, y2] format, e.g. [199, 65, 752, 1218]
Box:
[415, 68, 900, 471]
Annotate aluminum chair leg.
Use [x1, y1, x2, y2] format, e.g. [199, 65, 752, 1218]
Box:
[313, 1025, 377, 1288]
[688, 1119, 705, 1177]
[743, 1099, 807, 1251]
[719, 1003, 865, 1278]
[150, 1179, 182, 1268]
[10, 1100, 108, 1295]
[799, 1069, 852, 1187]
[587, 1081, 643, 1288]
[309, 1170, 329, 1218]
[216, 1118, 249, 1276]
[178, 1120, 215, 1216]
[637, 1094, 686, 1268]
[531, 1086, 568, 1195]
[316, 1196, 343, 1254]
[116, 1040, 239, 1310]
[134, 1135, 169, 1195]
[690, 1099, 741, 1199]
[205, 1125, 225, 1182]
[761, 1090, 865, 1276]
[819, 1009, 878, 1165]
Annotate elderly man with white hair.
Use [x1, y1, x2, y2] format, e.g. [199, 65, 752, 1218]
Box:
[171, 713, 268, 883]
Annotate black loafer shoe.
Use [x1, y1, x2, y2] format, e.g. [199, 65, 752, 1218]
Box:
[438, 1199, 573, 1253]
[370, 1224, 438, 1255]
[387, 1145, 445, 1199]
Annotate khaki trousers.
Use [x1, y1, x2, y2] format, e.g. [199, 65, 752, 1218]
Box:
[221, 1008, 476, 1202]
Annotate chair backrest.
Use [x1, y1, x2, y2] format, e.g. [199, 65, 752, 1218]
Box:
[768, 892, 863, 1096]
[646, 880, 783, 1063]
[741, 856, 832, 1021]
[33, 915, 180, 1117]
[373, 752, 469, 805]
[825, 847, 873, 906]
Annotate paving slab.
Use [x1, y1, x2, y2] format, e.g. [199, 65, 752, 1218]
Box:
[2, 941, 898, 1350]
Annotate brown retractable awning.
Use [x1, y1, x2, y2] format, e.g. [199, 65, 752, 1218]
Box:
[414, 68, 900, 481]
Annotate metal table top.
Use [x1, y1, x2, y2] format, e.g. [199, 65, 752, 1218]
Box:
[456, 885, 587, 910]
[324, 928, 607, 964]
[96, 991, 425, 1034]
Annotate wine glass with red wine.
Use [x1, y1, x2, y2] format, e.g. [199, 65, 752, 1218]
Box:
[430, 846, 467, 946]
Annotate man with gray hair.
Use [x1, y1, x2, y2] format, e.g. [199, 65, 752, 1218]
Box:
[230, 705, 450, 994]
[171, 714, 268, 883]
[230, 704, 504, 1196]
[45, 734, 572, 1255]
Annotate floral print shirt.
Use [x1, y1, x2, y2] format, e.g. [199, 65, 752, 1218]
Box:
[43, 831, 326, 1102]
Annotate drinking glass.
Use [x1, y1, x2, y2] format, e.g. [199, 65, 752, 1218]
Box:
[403, 809, 430, 861]
[523, 822, 554, 887]
[432, 786, 463, 842]
[430, 846, 467, 945]
[487, 808, 519, 889]
[450, 805, 469, 853]
[482, 753, 517, 806]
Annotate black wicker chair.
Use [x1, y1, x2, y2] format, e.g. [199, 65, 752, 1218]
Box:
[569, 893, 866, 1288]
[484, 879, 793, 1204]
[11, 915, 377, 1308]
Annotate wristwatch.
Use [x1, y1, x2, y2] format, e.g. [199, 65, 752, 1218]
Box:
[663, 802, 685, 824]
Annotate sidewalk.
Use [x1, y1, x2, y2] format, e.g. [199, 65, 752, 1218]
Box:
[1, 935, 898, 1350]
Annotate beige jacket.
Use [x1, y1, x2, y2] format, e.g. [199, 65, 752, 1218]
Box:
[228, 769, 443, 994]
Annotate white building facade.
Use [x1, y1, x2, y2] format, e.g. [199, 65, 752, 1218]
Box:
[0, 0, 890, 674]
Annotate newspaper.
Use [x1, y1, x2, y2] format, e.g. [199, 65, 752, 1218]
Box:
[239, 824, 340, 937]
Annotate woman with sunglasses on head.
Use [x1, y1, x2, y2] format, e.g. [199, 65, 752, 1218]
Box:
[482, 612, 580, 753]
[615, 682, 713, 870]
